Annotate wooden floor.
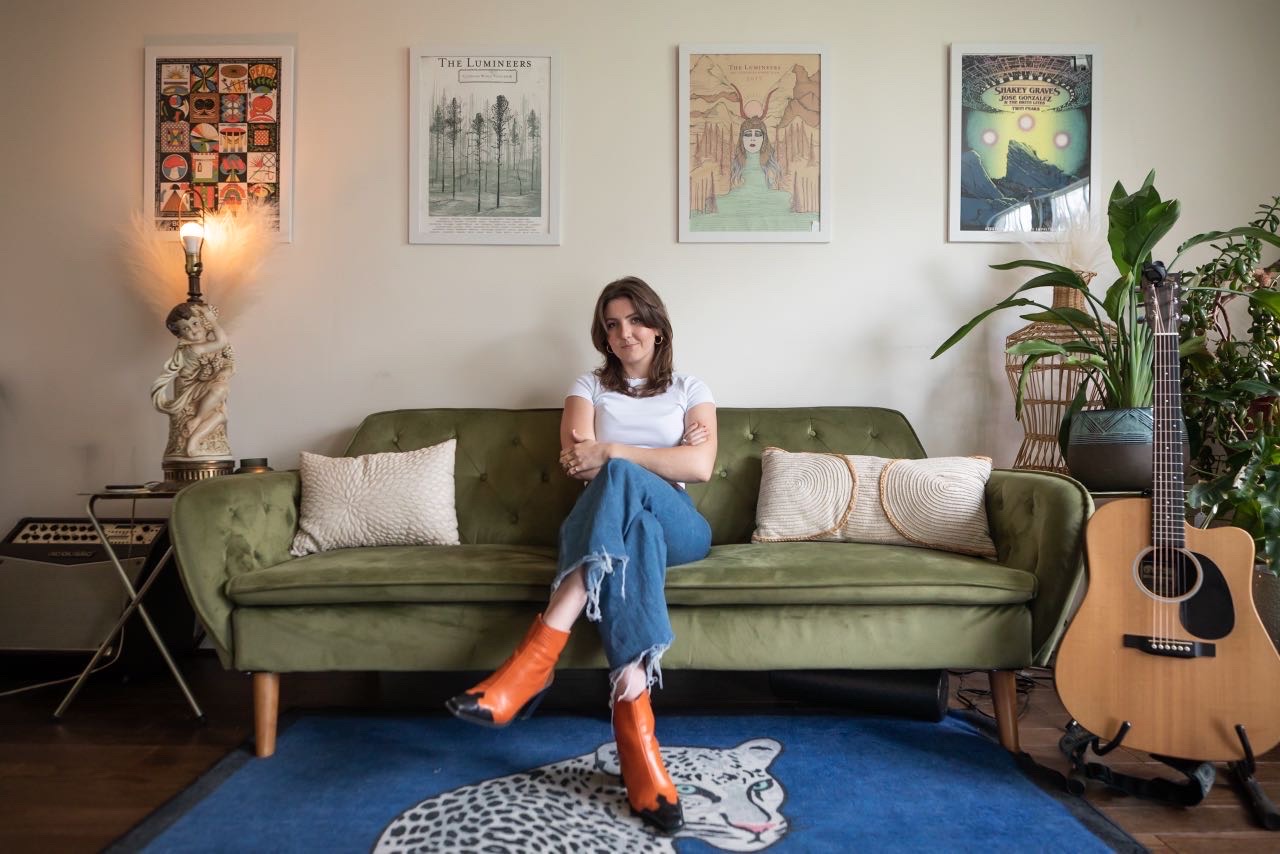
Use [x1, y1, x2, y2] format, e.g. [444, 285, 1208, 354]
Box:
[1, 655, 1277, 853]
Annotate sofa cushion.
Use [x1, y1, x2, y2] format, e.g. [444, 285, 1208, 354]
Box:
[228, 545, 559, 606]
[290, 441, 460, 555]
[226, 542, 1035, 607]
[753, 448, 996, 557]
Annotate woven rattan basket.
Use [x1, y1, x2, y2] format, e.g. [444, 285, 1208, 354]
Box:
[1004, 273, 1114, 474]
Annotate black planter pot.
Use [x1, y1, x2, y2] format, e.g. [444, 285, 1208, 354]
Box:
[1066, 407, 1189, 492]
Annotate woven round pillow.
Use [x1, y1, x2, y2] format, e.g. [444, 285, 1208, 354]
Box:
[879, 456, 996, 557]
[753, 448, 855, 541]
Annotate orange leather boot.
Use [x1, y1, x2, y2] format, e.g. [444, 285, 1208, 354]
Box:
[446, 615, 569, 728]
[613, 690, 684, 833]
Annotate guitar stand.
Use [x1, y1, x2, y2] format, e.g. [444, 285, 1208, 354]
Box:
[1092, 721, 1131, 755]
[1060, 720, 1217, 807]
[1058, 720, 1279, 830]
[1061, 719, 1135, 796]
[1228, 725, 1280, 831]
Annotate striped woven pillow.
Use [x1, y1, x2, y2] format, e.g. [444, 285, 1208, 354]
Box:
[752, 447, 996, 558]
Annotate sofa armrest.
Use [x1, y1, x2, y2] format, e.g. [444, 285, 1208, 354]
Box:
[170, 471, 301, 667]
[985, 469, 1093, 666]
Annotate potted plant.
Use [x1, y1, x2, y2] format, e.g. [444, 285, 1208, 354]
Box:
[933, 171, 1280, 492]
[1178, 197, 1280, 643]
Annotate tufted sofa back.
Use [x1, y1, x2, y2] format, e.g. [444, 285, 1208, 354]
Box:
[344, 408, 927, 547]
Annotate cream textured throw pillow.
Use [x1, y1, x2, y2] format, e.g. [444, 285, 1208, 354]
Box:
[290, 440, 460, 556]
[753, 447, 996, 558]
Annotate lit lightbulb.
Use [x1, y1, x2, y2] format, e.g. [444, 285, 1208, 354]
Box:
[180, 221, 204, 255]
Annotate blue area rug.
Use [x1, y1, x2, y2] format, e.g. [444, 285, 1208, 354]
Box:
[112, 713, 1138, 853]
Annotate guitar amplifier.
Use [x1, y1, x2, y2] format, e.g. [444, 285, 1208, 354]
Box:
[0, 517, 186, 654]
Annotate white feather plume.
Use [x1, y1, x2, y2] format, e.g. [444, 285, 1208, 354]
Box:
[122, 205, 277, 327]
[1020, 206, 1110, 277]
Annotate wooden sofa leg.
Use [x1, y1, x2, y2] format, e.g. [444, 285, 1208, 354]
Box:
[253, 672, 280, 758]
[989, 670, 1021, 753]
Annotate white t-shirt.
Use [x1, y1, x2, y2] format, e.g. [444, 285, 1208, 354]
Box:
[567, 372, 715, 450]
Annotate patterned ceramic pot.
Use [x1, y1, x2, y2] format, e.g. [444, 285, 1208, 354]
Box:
[1065, 407, 1187, 492]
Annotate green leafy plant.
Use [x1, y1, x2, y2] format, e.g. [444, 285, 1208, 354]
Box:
[1180, 196, 1280, 569]
[1187, 425, 1280, 570]
[933, 172, 1184, 424]
[933, 171, 1280, 430]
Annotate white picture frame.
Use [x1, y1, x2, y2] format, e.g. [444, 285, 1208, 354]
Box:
[679, 44, 830, 243]
[409, 46, 561, 245]
[949, 43, 1100, 243]
[143, 43, 295, 242]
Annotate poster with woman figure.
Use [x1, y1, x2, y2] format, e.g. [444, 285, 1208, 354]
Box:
[949, 44, 1099, 242]
[409, 46, 560, 245]
[679, 45, 829, 243]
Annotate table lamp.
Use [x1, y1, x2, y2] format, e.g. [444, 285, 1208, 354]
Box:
[150, 194, 236, 484]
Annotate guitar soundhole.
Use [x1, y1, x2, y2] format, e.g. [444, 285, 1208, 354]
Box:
[1134, 548, 1202, 601]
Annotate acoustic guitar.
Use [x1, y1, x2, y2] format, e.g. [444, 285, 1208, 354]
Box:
[1055, 268, 1280, 760]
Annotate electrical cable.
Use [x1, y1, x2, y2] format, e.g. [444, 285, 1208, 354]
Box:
[0, 630, 126, 699]
[951, 667, 1048, 720]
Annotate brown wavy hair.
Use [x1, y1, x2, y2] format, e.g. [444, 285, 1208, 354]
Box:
[591, 276, 674, 397]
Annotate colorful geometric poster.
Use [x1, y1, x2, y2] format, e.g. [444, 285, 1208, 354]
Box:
[144, 45, 294, 242]
[679, 45, 829, 243]
[409, 47, 560, 245]
[949, 44, 1099, 242]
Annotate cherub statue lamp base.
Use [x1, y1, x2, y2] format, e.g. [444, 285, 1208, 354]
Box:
[152, 300, 236, 483]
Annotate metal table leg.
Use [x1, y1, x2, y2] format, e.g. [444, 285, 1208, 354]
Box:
[52, 495, 205, 721]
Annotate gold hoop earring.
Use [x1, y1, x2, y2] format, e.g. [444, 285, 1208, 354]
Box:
[655, 335, 663, 345]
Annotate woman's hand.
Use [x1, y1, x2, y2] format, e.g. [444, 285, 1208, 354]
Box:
[681, 421, 709, 447]
[560, 428, 611, 478]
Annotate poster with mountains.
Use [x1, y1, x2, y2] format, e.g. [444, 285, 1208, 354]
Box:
[949, 44, 1098, 243]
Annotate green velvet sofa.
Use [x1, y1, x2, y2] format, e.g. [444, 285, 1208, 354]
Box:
[170, 407, 1091, 757]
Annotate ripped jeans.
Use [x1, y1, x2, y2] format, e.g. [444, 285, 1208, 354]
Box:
[552, 458, 712, 699]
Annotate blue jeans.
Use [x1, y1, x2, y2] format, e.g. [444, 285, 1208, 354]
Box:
[553, 459, 712, 697]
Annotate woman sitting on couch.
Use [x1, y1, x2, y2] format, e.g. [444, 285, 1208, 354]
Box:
[447, 275, 718, 833]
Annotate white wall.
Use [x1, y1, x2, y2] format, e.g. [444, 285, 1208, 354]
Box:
[2, 0, 1277, 528]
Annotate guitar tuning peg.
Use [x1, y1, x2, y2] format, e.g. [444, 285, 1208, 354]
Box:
[1180, 314, 1190, 324]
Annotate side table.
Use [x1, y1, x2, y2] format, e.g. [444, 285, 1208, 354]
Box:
[52, 487, 205, 721]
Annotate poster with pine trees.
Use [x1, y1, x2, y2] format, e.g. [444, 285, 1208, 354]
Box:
[410, 47, 560, 245]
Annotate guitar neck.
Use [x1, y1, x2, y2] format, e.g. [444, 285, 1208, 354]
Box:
[1152, 298, 1185, 550]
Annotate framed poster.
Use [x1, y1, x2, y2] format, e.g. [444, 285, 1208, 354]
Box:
[679, 44, 829, 243]
[949, 44, 1099, 242]
[144, 44, 295, 242]
[409, 46, 560, 245]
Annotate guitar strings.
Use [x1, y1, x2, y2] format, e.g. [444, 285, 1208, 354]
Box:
[1152, 275, 1182, 649]
[1162, 282, 1171, 645]
[1153, 279, 1172, 647]
[1157, 281, 1167, 647]
[1159, 288, 1165, 646]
